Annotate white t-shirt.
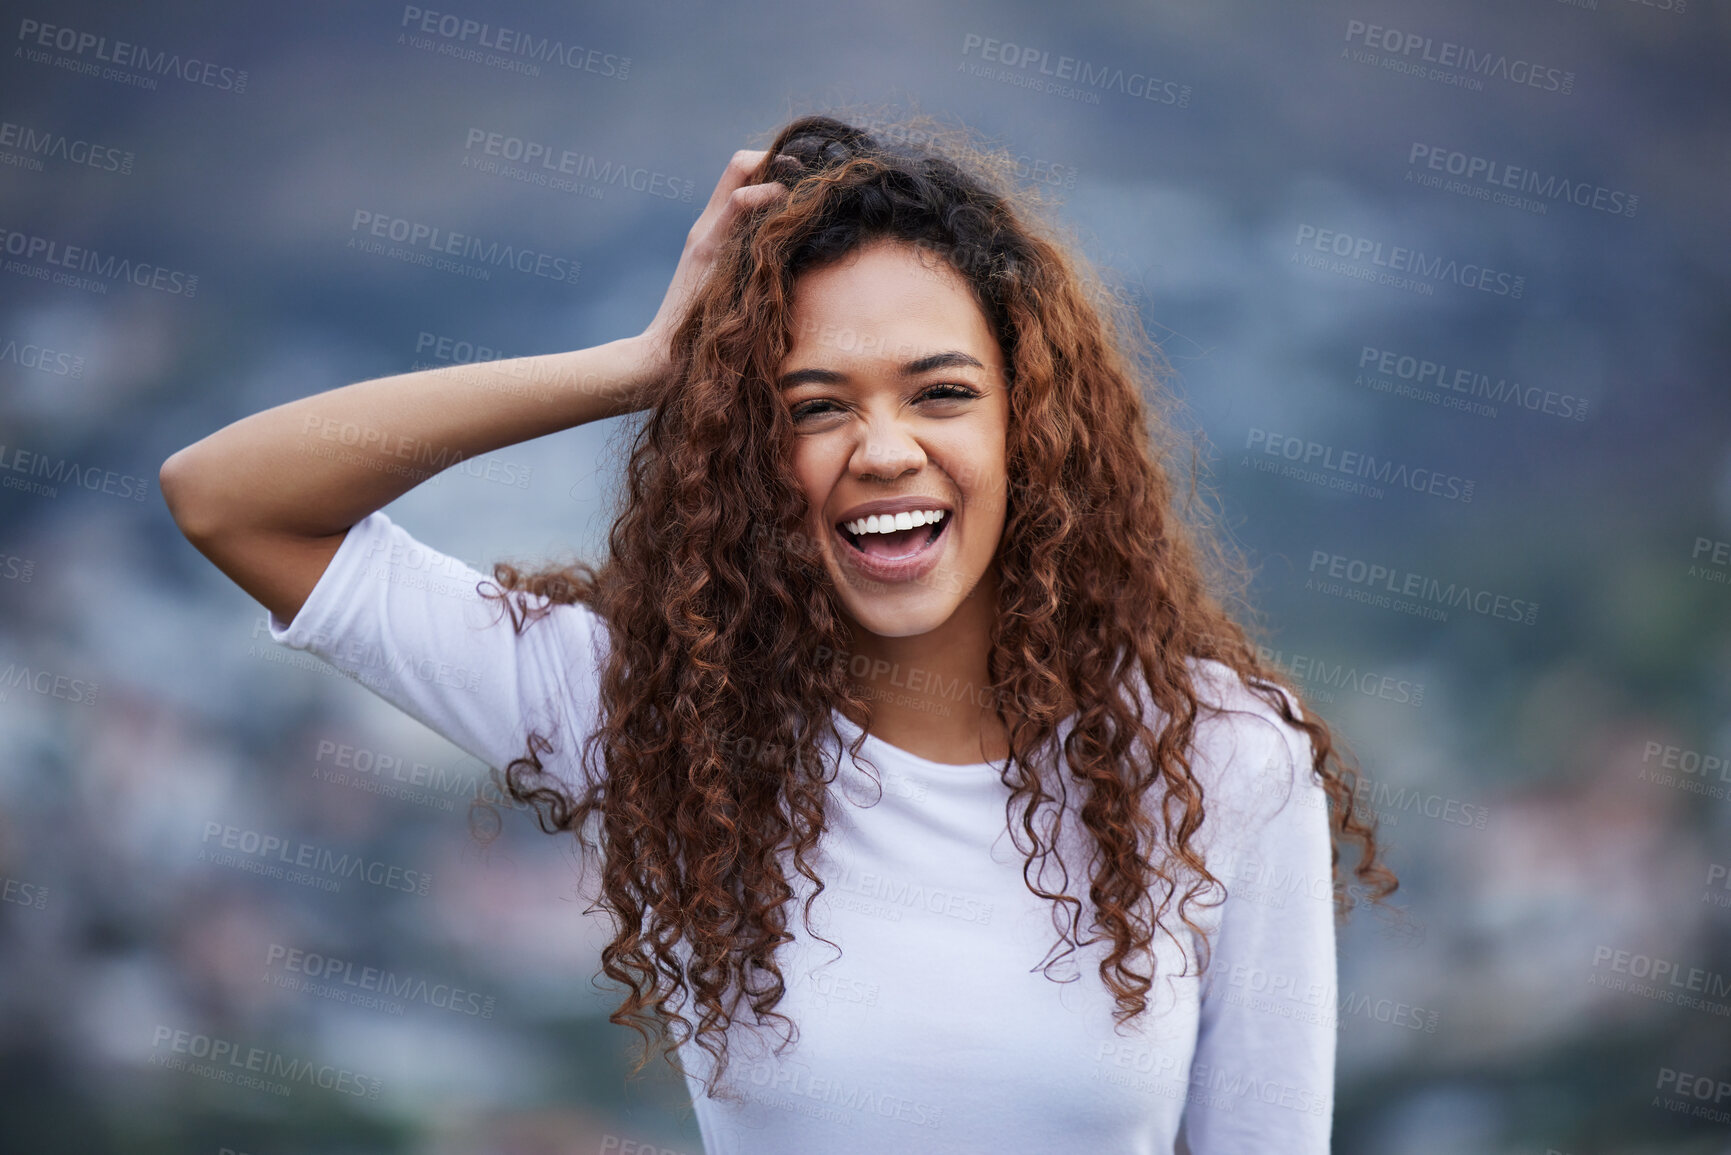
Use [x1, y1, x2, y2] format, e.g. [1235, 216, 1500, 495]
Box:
[269, 510, 1338, 1154]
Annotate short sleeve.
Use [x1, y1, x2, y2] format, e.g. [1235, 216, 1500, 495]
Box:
[1181, 681, 1337, 1153]
[267, 510, 608, 790]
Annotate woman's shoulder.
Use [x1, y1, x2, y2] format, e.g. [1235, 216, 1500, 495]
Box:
[1175, 655, 1317, 817]
[1184, 656, 1302, 731]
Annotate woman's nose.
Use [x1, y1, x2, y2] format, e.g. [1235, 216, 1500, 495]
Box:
[849, 414, 927, 481]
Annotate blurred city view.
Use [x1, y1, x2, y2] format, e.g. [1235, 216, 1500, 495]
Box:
[1, 1, 1728, 1152]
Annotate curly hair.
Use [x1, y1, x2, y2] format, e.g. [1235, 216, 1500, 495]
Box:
[473, 108, 1399, 1101]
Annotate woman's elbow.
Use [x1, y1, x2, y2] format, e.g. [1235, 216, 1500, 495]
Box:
[160, 446, 223, 544]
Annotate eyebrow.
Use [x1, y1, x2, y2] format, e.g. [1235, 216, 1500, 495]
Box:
[776, 350, 986, 389]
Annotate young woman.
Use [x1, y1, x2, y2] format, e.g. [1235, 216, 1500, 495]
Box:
[163, 114, 1395, 1154]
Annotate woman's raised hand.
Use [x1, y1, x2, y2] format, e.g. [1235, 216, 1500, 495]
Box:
[160, 153, 803, 628]
[629, 148, 794, 395]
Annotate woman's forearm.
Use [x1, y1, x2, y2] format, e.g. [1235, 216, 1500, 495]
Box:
[161, 334, 652, 542]
[160, 146, 793, 625]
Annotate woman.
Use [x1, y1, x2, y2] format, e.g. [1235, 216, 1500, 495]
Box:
[162, 113, 1396, 1154]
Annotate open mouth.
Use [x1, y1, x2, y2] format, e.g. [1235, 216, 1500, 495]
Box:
[837, 510, 950, 561]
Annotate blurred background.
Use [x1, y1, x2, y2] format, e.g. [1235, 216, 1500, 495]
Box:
[1, 0, 1728, 1152]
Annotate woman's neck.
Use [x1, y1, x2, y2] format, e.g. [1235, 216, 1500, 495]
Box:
[835, 571, 1015, 765]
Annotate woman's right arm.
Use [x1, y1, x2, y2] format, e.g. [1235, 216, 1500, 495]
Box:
[158, 336, 654, 626]
[159, 147, 793, 626]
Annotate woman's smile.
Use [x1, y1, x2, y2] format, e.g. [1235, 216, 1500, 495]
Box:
[832, 502, 953, 583]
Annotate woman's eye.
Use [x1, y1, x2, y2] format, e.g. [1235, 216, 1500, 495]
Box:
[789, 384, 978, 422]
[790, 399, 838, 421]
[922, 383, 979, 402]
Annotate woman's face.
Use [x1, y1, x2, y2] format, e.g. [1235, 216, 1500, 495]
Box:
[777, 237, 1010, 640]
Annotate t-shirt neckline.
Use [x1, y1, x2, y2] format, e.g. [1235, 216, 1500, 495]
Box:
[828, 706, 1007, 773]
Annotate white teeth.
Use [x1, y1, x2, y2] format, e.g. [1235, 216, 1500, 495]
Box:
[842, 509, 947, 536]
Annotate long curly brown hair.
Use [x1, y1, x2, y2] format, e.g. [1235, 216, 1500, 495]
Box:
[474, 109, 1398, 1101]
